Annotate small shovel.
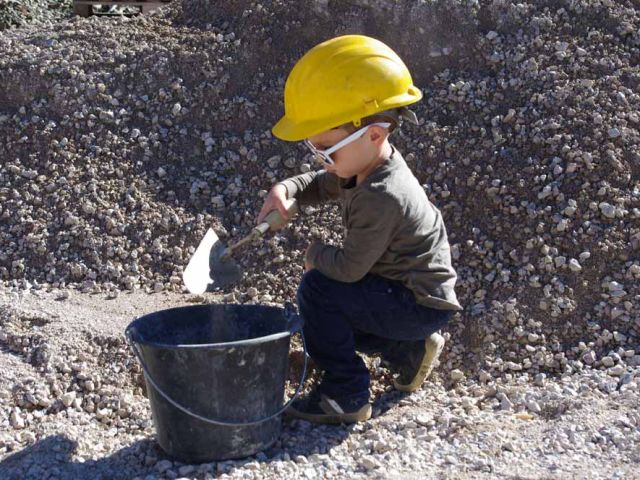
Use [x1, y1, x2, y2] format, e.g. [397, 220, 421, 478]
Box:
[183, 199, 299, 294]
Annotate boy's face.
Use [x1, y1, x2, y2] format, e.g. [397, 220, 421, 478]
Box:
[306, 125, 386, 179]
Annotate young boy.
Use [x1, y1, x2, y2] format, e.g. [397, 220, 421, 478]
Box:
[257, 35, 462, 424]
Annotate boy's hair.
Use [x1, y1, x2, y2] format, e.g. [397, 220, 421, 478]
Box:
[334, 107, 418, 134]
[337, 114, 399, 134]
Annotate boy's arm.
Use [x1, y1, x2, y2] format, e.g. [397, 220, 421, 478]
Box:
[305, 189, 401, 282]
[278, 170, 341, 206]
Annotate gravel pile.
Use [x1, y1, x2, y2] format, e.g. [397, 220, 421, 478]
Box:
[0, 0, 72, 31]
[1, 0, 639, 382]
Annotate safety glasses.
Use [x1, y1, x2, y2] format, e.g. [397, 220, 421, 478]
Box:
[303, 122, 391, 166]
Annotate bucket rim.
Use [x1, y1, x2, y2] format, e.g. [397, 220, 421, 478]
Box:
[125, 303, 301, 350]
[126, 327, 291, 350]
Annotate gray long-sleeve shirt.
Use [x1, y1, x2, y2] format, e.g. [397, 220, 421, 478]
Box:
[280, 146, 462, 311]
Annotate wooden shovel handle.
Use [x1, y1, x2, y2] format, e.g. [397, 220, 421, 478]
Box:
[255, 198, 299, 234]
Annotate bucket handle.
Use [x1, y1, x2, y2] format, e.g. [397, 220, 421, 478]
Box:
[125, 307, 308, 427]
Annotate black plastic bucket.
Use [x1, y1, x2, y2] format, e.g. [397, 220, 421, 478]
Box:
[125, 303, 306, 463]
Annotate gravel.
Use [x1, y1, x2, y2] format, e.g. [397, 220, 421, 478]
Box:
[0, 0, 72, 31]
[1, 0, 640, 478]
[0, 289, 638, 479]
[0, 0, 637, 376]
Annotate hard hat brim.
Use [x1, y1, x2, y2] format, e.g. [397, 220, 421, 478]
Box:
[272, 115, 332, 142]
[272, 88, 423, 142]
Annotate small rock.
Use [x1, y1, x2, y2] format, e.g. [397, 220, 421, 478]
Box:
[534, 373, 546, 387]
[505, 361, 523, 371]
[61, 391, 77, 408]
[360, 456, 381, 470]
[266, 155, 281, 168]
[609, 365, 625, 377]
[582, 351, 596, 365]
[599, 203, 616, 219]
[247, 287, 259, 299]
[613, 332, 627, 343]
[414, 414, 431, 426]
[451, 369, 465, 382]
[10, 411, 25, 430]
[155, 460, 173, 473]
[56, 290, 71, 301]
[178, 465, 196, 477]
[579, 251, 591, 261]
[461, 397, 476, 409]
[620, 373, 634, 385]
[568, 259, 582, 272]
[527, 401, 542, 414]
[602, 356, 615, 368]
[373, 440, 390, 453]
[500, 397, 513, 411]
[243, 461, 260, 471]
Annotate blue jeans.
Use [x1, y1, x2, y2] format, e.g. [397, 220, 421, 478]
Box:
[296, 269, 452, 399]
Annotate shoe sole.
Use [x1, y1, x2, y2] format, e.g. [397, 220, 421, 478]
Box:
[393, 332, 445, 393]
[285, 403, 372, 425]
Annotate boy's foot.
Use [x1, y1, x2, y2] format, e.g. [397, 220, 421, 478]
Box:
[392, 332, 445, 392]
[286, 389, 371, 424]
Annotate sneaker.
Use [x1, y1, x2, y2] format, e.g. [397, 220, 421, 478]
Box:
[286, 388, 371, 424]
[392, 332, 445, 392]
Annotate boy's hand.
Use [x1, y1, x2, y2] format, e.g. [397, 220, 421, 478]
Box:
[257, 183, 289, 225]
[304, 243, 316, 271]
[304, 258, 314, 272]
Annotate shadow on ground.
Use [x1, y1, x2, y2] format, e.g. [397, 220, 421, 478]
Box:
[0, 381, 411, 479]
[0, 435, 159, 480]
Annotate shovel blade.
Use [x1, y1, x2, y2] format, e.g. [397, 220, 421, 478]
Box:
[183, 228, 242, 294]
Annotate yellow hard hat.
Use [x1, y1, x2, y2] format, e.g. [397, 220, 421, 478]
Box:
[272, 35, 423, 142]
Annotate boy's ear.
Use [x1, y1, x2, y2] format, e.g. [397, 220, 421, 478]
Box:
[367, 126, 386, 145]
